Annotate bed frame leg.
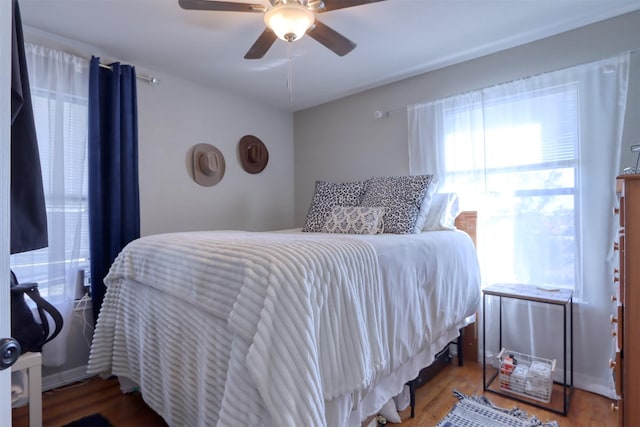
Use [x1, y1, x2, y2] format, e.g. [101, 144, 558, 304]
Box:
[408, 379, 416, 418]
[406, 331, 465, 420]
[457, 328, 464, 367]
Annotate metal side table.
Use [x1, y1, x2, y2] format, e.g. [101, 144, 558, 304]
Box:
[482, 283, 573, 416]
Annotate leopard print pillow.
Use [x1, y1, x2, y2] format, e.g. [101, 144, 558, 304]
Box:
[360, 175, 434, 234]
[302, 180, 367, 232]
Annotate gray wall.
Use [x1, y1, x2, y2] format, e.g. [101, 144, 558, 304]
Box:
[624, 50, 640, 168]
[294, 10, 640, 225]
[137, 70, 294, 236]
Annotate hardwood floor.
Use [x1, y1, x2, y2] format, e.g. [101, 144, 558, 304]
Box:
[396, 361, 616, 427]
[12, 376, 167, 427]
[12, 360, 616, 426]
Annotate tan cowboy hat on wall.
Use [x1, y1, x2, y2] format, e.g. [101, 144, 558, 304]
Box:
[239, 135, 268, 174]
[192, 143, 225, 187]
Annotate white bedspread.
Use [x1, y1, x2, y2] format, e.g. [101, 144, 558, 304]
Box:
[88, 229, 480, 427]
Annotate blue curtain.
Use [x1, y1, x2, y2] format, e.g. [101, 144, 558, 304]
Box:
[88, 57, 140, 322]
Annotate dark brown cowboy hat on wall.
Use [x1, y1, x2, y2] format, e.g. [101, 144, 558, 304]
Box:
[192, 143, 225, 187]
[239, 135, 268, 174]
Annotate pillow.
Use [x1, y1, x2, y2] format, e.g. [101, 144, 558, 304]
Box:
[412, 175, 439, 233]
[422, 192, 461, 231]
[302, 180, 367, 232]
[360, 175, 434, 234]
[322, 206, 385, 235]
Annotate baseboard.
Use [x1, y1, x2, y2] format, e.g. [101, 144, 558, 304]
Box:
[42, 365, 93, 391]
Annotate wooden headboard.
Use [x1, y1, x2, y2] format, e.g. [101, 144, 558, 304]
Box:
[455, 211, 477, 248]
[455, 210, 479, 365]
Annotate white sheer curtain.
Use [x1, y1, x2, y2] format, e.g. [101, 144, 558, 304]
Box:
[408, 53, 629, 397]
[10, 43, 89, 366]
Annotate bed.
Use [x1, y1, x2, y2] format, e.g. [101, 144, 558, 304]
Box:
[88, 175, 480, 426]
[87, 219, 480, 427]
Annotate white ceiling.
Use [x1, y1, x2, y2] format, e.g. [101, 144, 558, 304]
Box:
[18, 0, 640, 112]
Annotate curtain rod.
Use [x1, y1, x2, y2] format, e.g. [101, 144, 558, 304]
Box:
[374, 48, 639, 119]
[98, 62, 159, 86]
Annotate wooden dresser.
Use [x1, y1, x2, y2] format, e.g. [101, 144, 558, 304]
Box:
[613, 175, 640, 426]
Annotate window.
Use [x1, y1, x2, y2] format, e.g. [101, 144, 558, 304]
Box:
[442, 85, 579, 291]
[409, 55, 630, 301]
[409, 53, 631, 395]
[10, 44, 89, 301]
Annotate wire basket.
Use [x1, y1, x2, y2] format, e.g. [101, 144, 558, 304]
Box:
[497, 348, 556, 403]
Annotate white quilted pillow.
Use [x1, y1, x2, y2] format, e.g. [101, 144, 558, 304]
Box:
[322, 206, 385, 234]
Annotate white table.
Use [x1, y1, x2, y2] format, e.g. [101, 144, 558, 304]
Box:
[11, 352, 42, 427]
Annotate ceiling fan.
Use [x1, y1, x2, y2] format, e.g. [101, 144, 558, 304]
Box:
[178, 0, 386, 59]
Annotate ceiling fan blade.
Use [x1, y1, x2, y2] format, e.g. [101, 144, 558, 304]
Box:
[318, 0, 386, 12]
[307, 19, 356, 56]
[178, 0, 266, 12]
[244, 29, 278, 59]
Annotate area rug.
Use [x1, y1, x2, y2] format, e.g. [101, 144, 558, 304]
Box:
[62, 413, 113, 427]
[436, 391, 559, 427]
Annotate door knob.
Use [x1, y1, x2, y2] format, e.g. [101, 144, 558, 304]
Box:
[0, 338, 21, 370]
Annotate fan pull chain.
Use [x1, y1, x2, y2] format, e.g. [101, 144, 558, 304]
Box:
[287, 42, 293, 105]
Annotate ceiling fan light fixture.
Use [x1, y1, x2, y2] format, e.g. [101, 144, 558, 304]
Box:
[264, 3, 315, 42]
